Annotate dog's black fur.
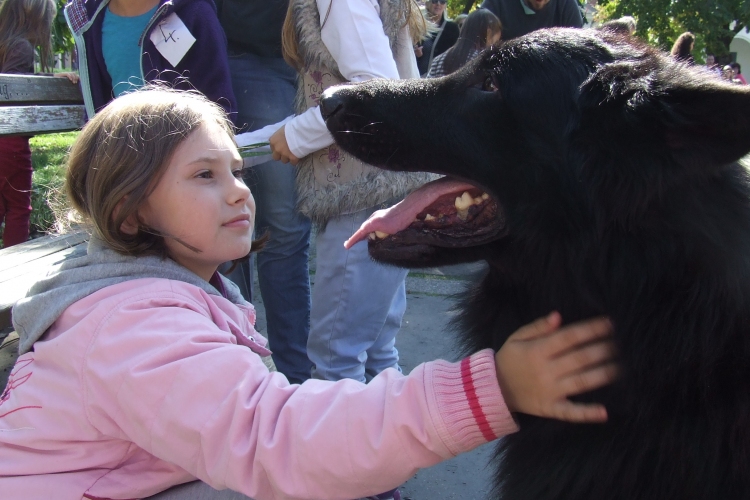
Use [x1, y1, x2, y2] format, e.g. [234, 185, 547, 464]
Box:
[320, 28, 750, 499]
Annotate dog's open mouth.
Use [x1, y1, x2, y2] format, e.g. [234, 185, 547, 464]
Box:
[346, 177, 507, 257]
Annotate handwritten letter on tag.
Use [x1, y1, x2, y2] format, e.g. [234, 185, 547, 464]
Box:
[149, 13, 196, 67]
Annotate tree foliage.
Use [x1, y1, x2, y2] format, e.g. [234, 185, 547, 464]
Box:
[447, 0, 476, 17]
[52, 0, 74, 55]
[596, 0, 750, 61]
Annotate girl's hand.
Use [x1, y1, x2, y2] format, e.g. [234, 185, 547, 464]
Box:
[54, 72, 79, 84]
[495, 312, 618, 424]
[270, 125, 300, 165]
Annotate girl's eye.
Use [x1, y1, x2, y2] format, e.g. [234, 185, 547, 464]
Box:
[196, 170, 213, 179]
[232, 169, 244, 179]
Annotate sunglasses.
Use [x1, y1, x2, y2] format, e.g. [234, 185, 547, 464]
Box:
[430, 0, 447, 4]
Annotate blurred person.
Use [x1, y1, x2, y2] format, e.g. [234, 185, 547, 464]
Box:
[428, 8, 501, 78]
[670, 31, 695, 64]
[415, 0, 459, 76]
[0, 0, 78, 248]
[722, 64, 741, 84]
[705, 53, 722, 76]
[216, 0, 314, 385]
[730, 62, 746, 84]
[480, 0, 582, 41]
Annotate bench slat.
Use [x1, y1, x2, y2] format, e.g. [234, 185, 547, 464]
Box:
[0, 105, 86, 136]
[0, 231, 88, 273]
[0, 242, 87, 329]
[0, 74, 83, 104]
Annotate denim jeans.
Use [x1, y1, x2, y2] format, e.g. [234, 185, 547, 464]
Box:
[308, 208, 408, 383]
[225, 50, 313, 384]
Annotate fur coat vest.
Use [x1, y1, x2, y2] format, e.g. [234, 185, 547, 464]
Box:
[290, 0, 436, 226]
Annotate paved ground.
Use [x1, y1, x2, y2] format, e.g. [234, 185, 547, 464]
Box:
[251, 243, 498, 500]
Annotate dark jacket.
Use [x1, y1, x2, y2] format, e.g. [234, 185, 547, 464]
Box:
[64, 0, 237, 124]
[215, 0, 288, 58]
[480, 0, 582, 40]
[416, 12, 459, 76]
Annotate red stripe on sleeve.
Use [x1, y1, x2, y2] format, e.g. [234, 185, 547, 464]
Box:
[461, 357, 497, 442]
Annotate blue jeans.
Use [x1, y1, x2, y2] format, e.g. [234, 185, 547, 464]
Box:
[308, 208, 408, 383]
[225, 50, 313, 384]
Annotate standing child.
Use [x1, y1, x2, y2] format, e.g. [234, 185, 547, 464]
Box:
[0, 0, 78, 248]
[0, 89, 618, 500]
[64, 0, 236, 122]
[270, 0, 435, 393]
[427, 8, 502, 78]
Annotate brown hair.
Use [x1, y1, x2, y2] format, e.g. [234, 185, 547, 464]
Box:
[282, 0, 428, 71]
[442, 8, 501, 75]
[66, 87, 265, 261]
[0, 0, 56, 72]
[670, 32, 695, 61]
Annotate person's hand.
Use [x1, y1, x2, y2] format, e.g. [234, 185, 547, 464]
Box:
[495, 312, 618, 424]
[54, 72, 79, 84]
[269, 125, 300, 165]
[414, 45, 423, 58]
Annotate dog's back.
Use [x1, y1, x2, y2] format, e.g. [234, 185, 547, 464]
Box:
[321, 28, 750, 499]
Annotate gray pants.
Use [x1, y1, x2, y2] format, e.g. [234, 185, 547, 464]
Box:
[146, 481, 253, 499]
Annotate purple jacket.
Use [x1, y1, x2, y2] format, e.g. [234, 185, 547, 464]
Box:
[64, 0, 237, 125]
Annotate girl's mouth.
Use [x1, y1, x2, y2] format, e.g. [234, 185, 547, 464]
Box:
[223, 214, 251, 228]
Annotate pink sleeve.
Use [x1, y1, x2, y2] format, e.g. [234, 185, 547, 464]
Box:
[82, 290, 517, 499]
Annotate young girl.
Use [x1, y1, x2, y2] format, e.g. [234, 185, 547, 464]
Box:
[0, 89, 617, 500]
[0, 0, 78, 248]
[427, 8, 502, 78]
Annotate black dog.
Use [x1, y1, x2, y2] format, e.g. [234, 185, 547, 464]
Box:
[320, 28, 750, 500]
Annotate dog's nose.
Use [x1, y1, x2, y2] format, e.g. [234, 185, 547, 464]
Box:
[320, 88, 344, 120]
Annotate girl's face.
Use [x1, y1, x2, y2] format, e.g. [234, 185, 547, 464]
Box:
[137, 121, 255, 281]
[486, 29, 502, 47]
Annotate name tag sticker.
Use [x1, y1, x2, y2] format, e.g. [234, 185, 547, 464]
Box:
[149, 13, 196, 67]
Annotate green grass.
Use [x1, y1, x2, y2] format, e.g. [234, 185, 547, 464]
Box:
[29, 131, 78, 235]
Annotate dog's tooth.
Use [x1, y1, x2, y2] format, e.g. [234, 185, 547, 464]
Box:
[424, 214, 436, 221]
[481, 193, 489, 200]
[474, 196, 484, 204]
[368, 232, 377, 240]
[455, 191, 474, 211]
[374, 231, 390, 239]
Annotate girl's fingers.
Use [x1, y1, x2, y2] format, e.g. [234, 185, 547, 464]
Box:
[555, 339, 617, 377]
[510, 312, 561, 341]
[545, 317, 613, 358]
[559, 361, 620, 397]
[551, 401, 609, 424]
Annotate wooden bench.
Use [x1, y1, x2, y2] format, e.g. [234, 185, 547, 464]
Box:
[0, 74, 86, 136]
[0, 74, 87, 389]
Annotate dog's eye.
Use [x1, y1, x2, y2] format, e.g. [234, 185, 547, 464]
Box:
[483, 76, 499, 93]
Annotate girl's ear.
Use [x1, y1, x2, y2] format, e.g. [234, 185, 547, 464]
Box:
[120, 214, 140, 235]
[113, 197, 140, 235]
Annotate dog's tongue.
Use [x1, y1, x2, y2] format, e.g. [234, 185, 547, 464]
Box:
[344, 177, 476, 249]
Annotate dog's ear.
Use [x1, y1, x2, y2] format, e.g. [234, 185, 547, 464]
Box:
[579, 59, 750, 168]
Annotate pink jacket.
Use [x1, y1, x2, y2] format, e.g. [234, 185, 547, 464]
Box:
[0, 278, 517, 499]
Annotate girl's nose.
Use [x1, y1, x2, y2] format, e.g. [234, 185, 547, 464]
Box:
[229, 175, 252, 204]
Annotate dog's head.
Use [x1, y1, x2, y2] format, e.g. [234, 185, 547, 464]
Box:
[323, 28, 750, 268]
